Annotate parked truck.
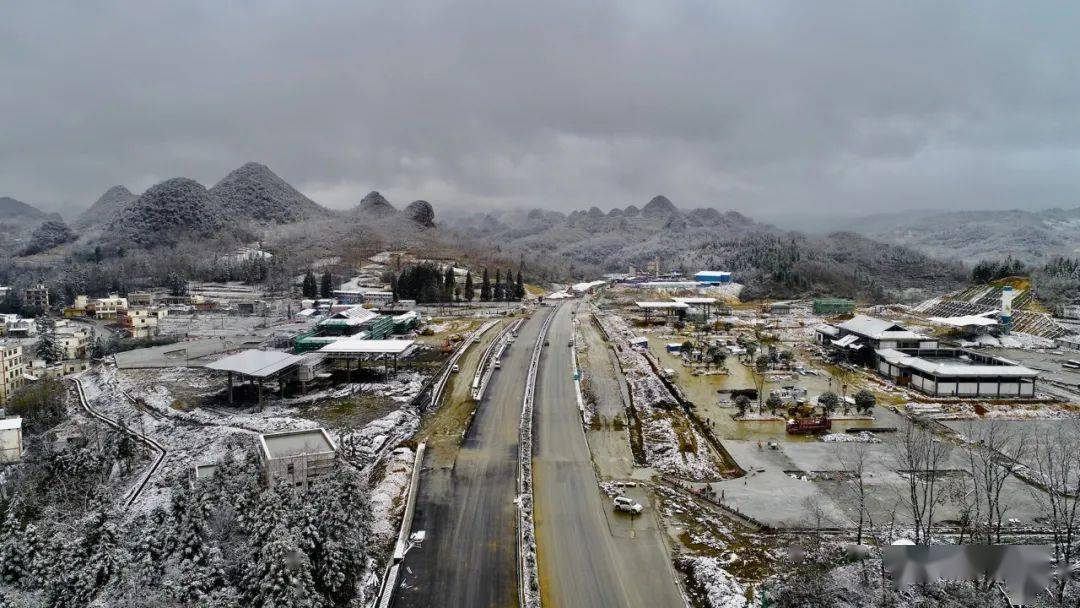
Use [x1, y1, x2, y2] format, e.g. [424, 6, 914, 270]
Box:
[786, 417, 832, 435]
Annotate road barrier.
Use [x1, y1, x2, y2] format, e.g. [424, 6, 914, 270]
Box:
[517, 305, 557, 608]
[423, 319, 499, 411]
[375, 442, 426, 608]
[473, 318, 523, 401]
[374, 320, 500, 606]
[73, 376, 167, 509]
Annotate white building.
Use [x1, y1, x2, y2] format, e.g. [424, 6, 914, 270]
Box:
[258, 428, 337, 488]
[0, 417, 23, 463]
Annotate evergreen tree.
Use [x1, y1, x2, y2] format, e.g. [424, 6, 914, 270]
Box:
[504, 268, 514, 301]
[442, 267, 456, 303]
[464, 271, 475, 302]
[242, 527, 323, 608]
[319, 271, 333, 298]
[307, 473, 370, 604]
[515, 270, 525, 300]
[301, 270, 318, 299]
[167, 272, 188, 297]
[493, 270, 503, 301]
[395, 264, 443, 303]
[91, 336, 106, 359]
[0, 510, 22, 585]
[35, 317, 65, 364]
[79, 513, 123, 600]
[480, 268, 491, 302]
[0, 289, 22, 315]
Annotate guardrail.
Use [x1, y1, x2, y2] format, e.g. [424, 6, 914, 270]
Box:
[425, 320, 500, 411]
[472, 318, 523, 401]
[373, 320, 500, 607]
[517, 305, 557, 608]
[375, 442, 427, 608]
[73, 376, 168, 509]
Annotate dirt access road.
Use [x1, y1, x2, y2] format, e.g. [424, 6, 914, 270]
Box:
[533, 303, 685, 608]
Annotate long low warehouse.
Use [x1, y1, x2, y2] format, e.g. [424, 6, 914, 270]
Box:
[876, 348, 1038, 398]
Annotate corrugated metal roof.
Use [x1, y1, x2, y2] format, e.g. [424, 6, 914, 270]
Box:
[876, 348, 1037, 378]
[319, 338, 415, 354]
[635, 301, 690, 309]
[838, 315, 921, 340]
[205, 350, 304, 378]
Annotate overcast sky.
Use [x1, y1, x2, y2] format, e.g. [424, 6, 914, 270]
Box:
[2, 1, 1079, 223]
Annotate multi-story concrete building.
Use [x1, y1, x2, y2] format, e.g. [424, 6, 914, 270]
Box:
[117, 307, 166, 338]
[0, 417, 23, 463]
[23, 285, 49, 311]
[127, 291, 155, 307]
[55, 322, 92, 360]
[0, 315, 36, 338]
[258, 428, 337, 489]
[0, 340, 27, 406]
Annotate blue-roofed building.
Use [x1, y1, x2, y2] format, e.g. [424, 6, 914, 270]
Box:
[694, 271, 732, 284]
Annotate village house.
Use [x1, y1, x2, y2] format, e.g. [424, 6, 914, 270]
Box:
[0, 314, 37, 339]
[118, 306, 167, 338]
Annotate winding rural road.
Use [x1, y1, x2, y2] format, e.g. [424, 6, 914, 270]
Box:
[395, 309, 552, 608]
[533, 303, 685, 608]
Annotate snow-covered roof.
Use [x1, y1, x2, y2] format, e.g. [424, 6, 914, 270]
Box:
[260, 428, 336, 460]
[635, 301, 690, 310]
[318, 338, 415, 355]
[570, 280, 607, 292]
[321, 306, 378, 326]
[839, 315, 921, 340]
[832, 334, 860, 348]
[0, 417, 22, 431]
[876, 348, 1038, 378]
[545, 291, 573, 299]
[672, 297, 718, 305]
[640, 281, 700, 289]
[694, 271, 731, 278]
[928, 313, 999, 327]
[814, 324, 841, 337]
[205, 350, 304, 378]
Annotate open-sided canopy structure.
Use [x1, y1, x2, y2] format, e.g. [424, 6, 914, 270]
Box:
[205, 349, 305, 405]
[318, 338, 416, 378]
[318, 338, 415, 355]
[206, 349, 304, 378]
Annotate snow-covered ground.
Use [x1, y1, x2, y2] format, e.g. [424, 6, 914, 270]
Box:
[679, 556, 748, 608]
[369, 447, 415, 546]
[821, 431, 880, 443]
[77, 362, 428, 518]
[597, 312, 723, 481]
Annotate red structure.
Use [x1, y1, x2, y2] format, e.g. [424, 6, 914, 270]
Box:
[786, 417, 832, 434]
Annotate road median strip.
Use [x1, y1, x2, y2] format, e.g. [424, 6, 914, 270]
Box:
[517, 305, 557, 608]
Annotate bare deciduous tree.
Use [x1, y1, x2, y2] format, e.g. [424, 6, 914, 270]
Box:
[1029, 420, 1080, 606]
[894, 420, 951, 544]
[839, 444, 873, 545]
[961, 419, 1029, 544]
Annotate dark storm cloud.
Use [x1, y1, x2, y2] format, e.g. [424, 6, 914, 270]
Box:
[2, 1, 1079, 220]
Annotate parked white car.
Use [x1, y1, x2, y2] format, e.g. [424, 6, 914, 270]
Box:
[451, 364, 460, 373]
[612, 496, 643, 514]
[493, 359, 501, 369]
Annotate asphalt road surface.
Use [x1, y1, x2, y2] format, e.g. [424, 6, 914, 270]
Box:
[533, 303, 685, 608]
[395, 309, 551, 608]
